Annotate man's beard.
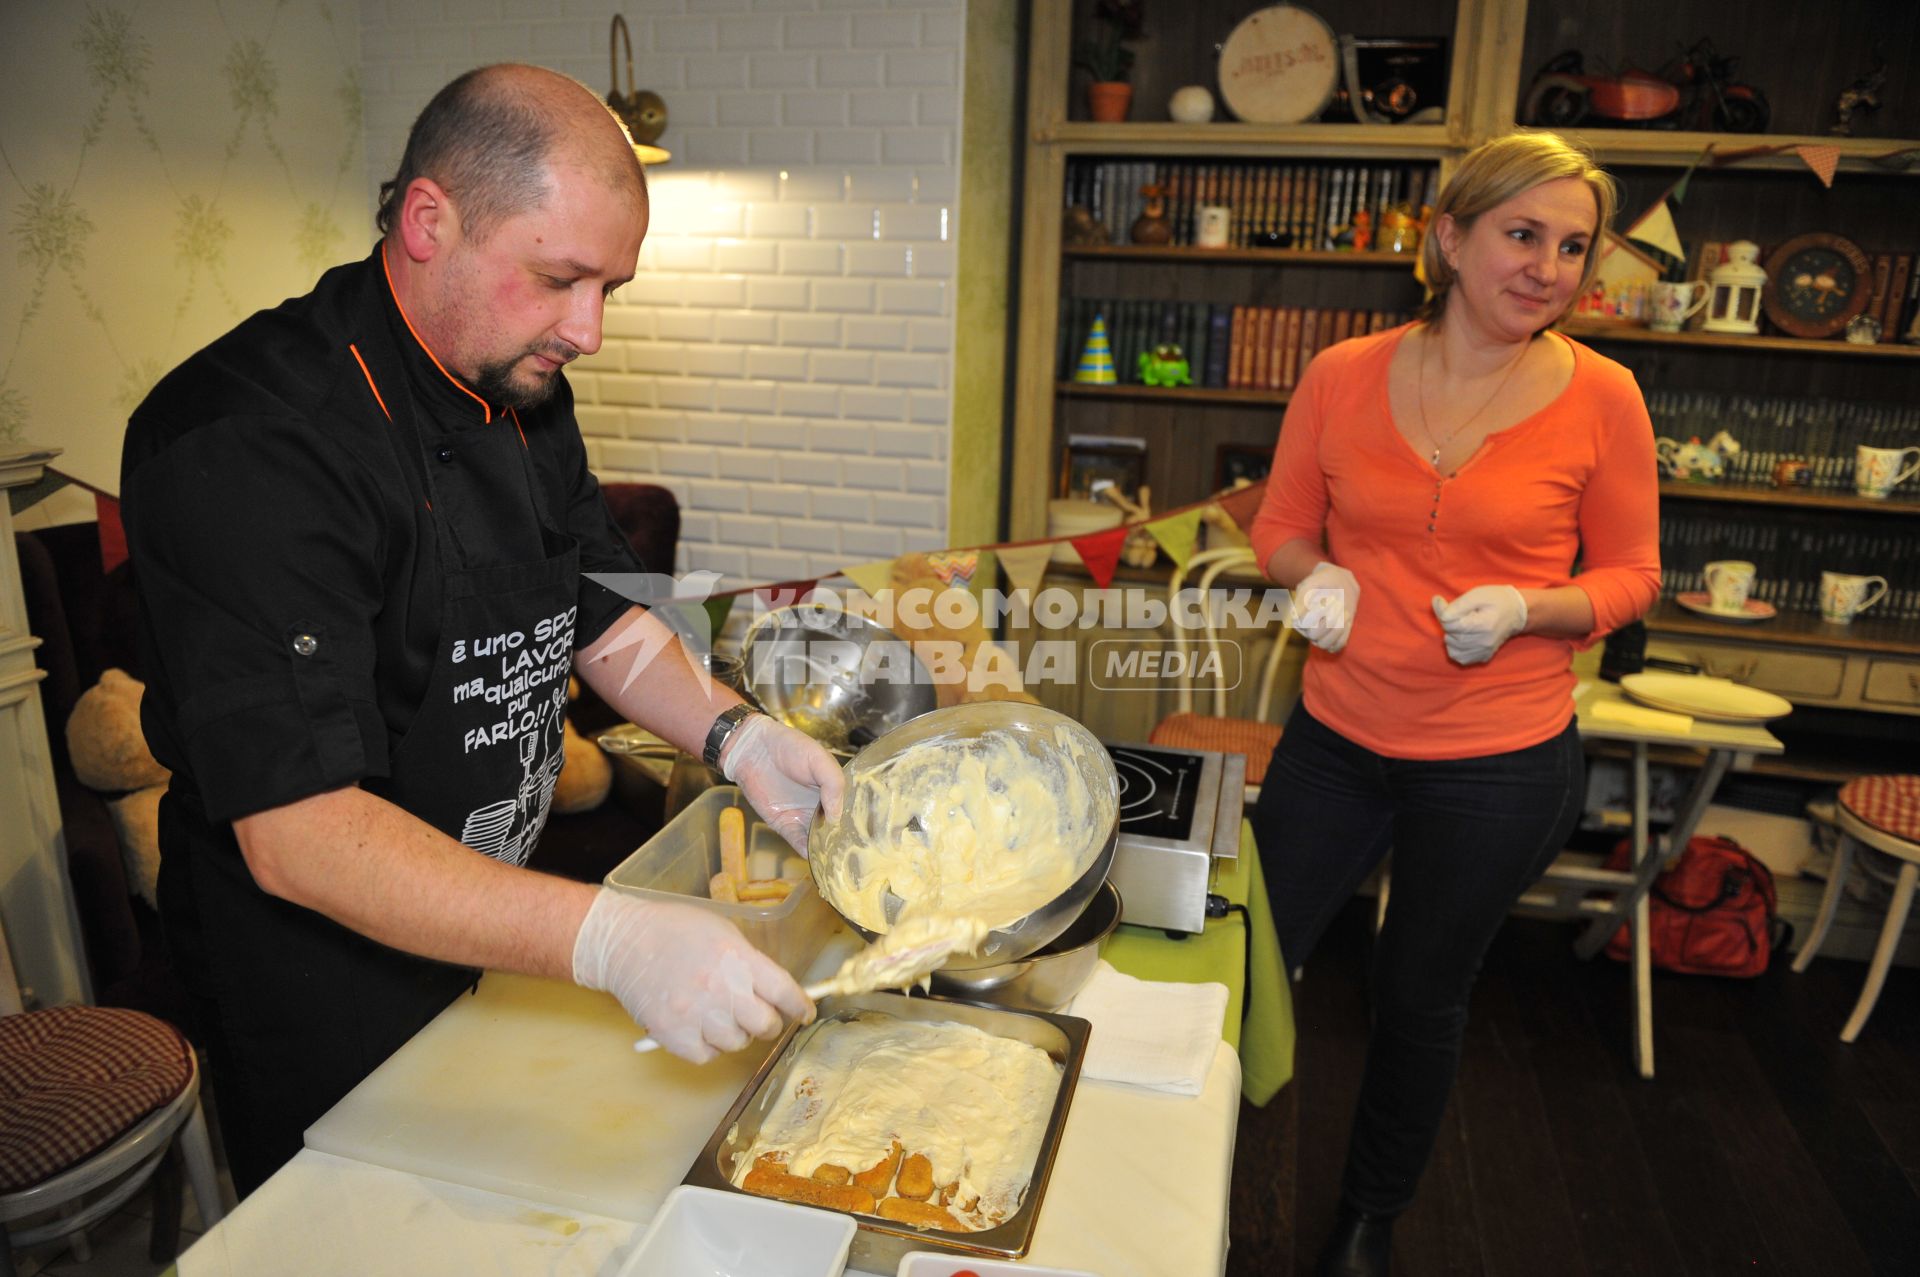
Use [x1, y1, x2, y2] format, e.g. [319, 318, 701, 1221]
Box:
[473, 347, 572, 410]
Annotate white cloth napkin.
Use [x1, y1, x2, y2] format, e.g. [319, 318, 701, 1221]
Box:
[1065, 960, 1228, 1096]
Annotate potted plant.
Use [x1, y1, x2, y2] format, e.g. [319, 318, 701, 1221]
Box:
[1075, 1, 1145, 123]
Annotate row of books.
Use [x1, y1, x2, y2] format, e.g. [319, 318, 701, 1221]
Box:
[1646, 390, 1920, 490]
[1058, 297, 1414, 391]
[1065, 159, 1436, 252]
[1659, 513, 1920, 620]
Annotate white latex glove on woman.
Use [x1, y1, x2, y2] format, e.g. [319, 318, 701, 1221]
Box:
[1432, 585, 1529, 666]
[571, 888, 809, 1063]
[1288, 561, 1361, 653]
[721, 713, 845, 856]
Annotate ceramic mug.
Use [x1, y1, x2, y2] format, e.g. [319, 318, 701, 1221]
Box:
[1196, 205, 1232, 249]
[1704, 560, 1756, 613]
[1855, 444, 1920, 499]
[1648, 280, 1710, 333]
[1819, 571, 1889, 624]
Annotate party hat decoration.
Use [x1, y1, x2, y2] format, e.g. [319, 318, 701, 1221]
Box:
[1074, 315, 1118, 384]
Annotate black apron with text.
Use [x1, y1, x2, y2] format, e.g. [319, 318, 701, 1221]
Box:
[161, 306, 581, 1193]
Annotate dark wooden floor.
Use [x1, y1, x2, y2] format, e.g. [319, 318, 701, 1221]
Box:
[1228, 900, 1920, 1276]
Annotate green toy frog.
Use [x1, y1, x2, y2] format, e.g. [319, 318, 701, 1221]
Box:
[1138, 343, 1192, 387]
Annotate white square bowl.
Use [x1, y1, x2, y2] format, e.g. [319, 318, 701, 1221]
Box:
[618, 1184, 857, 1277]
[897, 1253, 1101, 1277]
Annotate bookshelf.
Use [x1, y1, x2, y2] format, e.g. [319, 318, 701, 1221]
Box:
[1007, 0, 1920, 751]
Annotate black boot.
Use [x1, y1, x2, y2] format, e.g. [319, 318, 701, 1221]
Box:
[1312, 1205, 1394, 1277]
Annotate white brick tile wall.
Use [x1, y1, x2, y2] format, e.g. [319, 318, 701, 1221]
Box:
[362, 0, 963, 585]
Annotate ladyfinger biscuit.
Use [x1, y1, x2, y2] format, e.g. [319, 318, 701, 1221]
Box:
[876, 1196, 964, 1231]
[851, 1139, 904, 1197]
[811, 1163, 852, 1185]
[742, 1166, 876, 1215]
[895, 1152, 935, 1200]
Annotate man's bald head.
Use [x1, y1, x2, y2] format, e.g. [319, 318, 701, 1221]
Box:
[376, 64, 645, 245]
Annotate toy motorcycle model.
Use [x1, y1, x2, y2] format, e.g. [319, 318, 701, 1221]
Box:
[1524, 38, 1769, 133]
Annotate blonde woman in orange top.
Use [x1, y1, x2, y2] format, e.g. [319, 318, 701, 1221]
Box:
[1248, 132, 1660, 1277]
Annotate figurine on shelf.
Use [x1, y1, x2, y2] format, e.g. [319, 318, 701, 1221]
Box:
[1064, 204, 1110, 246]
[1137, 343, 1192, 387]
[1100, 484, 1161, 568]
[1130, 183, 1173, 245]
[1350, 208, 1374, 253]
[1831, 60, 1885, 136]
[1378, 202, 1423, 254]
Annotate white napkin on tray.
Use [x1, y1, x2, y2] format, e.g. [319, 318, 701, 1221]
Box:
[1065, 960, 1227, 1096]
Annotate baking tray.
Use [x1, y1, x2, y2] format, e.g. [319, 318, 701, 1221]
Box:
[681, 990, 1091, 1275]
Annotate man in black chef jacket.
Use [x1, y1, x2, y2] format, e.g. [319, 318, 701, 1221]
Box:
[120, 64, 844, 1196]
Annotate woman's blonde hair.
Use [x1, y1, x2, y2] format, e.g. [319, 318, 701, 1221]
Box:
[1416, 130, 1618, 329]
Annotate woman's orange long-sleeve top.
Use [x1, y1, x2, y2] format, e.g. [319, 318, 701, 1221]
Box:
[1249, 324, 1661, 760]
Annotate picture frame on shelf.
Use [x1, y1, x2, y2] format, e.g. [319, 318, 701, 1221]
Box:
[1763, 232, 1873, 339]
[1214, 442, 1273, 491]
[1060, 436, 1147, 501]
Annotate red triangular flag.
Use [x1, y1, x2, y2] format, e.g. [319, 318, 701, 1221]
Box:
[753, 578, 820, 609]
[1795, 144, 1840, 188]
[1215, 480, 1267, 533]
[96, 493, 129, 574]
[1070, 526, 1128, 588]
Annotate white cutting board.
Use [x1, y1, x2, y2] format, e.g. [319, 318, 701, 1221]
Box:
[303, 973, 771, 1223]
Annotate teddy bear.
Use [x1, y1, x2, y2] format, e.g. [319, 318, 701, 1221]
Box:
[65, 669, 169, 909]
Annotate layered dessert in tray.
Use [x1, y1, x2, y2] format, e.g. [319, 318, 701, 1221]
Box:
[730, 1010, 1063, 1232]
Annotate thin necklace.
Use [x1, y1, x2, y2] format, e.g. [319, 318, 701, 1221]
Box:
[1417, 329, 1531, 469]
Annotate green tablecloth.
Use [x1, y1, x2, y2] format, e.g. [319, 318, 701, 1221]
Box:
[1100, 822, 1294, 1105]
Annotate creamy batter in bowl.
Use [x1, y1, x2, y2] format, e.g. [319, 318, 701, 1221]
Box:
[808, 702, 1119, 969]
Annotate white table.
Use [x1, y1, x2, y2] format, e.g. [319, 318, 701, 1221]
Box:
[179, 941, 1243, 1276]
[1548, 680, 1784, 1079]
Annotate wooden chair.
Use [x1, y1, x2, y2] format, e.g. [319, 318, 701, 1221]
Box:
[1147, 545, 1293, 792]
[0, 1005, 226, 1275]
[1791, 773, 1920, 1043]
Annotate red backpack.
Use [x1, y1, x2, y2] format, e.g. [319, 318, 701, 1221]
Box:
[1603, 834, 1781, 978]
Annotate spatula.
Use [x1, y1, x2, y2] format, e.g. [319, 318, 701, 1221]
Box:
[632, 914, 987, 1054]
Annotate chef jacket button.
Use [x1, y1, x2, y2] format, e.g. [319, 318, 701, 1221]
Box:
[292, 633, 319, 657]
[436, 447, 453, 463]
[1427, 523, 1436, 532]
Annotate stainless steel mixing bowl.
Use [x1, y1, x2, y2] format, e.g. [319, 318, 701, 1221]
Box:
[739, 604, 937, 757]
[807, 701, 1119, 970]
[928, 881, 1122, 1010]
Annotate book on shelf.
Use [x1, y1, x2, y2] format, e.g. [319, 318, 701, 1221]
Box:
[1280, 308, 1304, 389]
[1228, 305, 1250, 388]
[1251, 307, 1275, 390]
[1204, 305, 1231, 388]
[1882, 253, 1912, 339]
[1867, 253, 1893, 337]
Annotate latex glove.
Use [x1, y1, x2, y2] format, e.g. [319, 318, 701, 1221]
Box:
[572, 887, 809, 1063]
[1288, 561, 1360, 653]
[721, 713, 845, 856]
[1432, 585, 1529, 666]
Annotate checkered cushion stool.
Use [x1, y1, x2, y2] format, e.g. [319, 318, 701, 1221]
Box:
[1791, 775, 1920, 1043]
[0, 1006, 225, 1274]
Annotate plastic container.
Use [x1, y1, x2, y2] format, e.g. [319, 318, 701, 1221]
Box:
[617, 1184, 855, 1277]
[604, 786, 837, 977]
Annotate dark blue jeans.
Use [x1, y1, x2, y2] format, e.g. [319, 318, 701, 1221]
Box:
[1253, 702, 1586, 1217]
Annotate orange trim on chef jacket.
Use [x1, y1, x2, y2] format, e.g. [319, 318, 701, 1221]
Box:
[349, 344, 392, 422]
[509, 407, 528, 450]
[378, 245, 493, 423]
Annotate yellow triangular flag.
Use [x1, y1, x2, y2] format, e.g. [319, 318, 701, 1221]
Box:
[1626, 197, 1684, 262]
[996, 543, 1055, 598]
[1145, 508, 1203, 571]
[840, 559, 895, 598]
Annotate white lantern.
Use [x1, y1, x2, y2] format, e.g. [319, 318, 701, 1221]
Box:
[1702, 240, 1767, 335]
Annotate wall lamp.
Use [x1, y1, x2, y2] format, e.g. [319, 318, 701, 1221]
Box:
[608, 15, 670, 166]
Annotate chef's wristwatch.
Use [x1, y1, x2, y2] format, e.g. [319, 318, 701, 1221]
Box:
[702, 703, 760, 770]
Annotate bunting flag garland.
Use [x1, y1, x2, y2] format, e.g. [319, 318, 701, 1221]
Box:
[1794, 143, 1840, 188]
[1070, 526, 1128, 588]
[996, 542, 1055, 597]
[1145, 507, 1203, 571]
[1625, 195, 1685, 267]
[701, 593, 736, 641]
[1214, 481, 1266, 534]
[754, 579, 818, 609]
[840, 559, 895, 597]
[926, 549, 980, 590]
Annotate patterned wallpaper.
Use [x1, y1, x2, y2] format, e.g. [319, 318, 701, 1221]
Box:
[0, 1, 364, 493]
